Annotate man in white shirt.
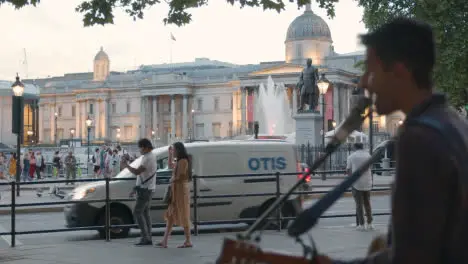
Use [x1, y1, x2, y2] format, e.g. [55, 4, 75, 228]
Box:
[126, 138, 157, 246]
[346, 143, 374, 231]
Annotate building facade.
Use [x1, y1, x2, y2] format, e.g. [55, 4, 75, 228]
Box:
[0, 81, 40, 147]
[26, 5, 403, 146]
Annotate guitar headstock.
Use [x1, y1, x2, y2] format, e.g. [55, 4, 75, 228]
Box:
[216, 238, 310, 264]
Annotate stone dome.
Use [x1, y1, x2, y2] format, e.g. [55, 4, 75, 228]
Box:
[94, 47, 109, 61]
[285, 6, 332, 43]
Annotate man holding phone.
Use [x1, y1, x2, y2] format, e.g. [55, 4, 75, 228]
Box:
[126, 138, 157, 246]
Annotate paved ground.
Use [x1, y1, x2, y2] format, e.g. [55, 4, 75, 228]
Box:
[0, 195, 390, 248]
[0, 194, 391, 263]
[0, 215, 391, 264]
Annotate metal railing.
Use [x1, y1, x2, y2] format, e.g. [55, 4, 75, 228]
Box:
[0, 168, 393, 247]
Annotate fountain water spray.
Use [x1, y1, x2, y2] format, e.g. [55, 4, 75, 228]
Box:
[255, 76, 292, 135]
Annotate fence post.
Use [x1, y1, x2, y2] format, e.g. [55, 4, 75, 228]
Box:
[10, 182, 16, 247]
[193, 175, 199, 236]
[275, 172, 281, 232]
[105, 177, 110, 242]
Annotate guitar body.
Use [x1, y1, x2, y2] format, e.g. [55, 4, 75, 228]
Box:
[217, 238, 310, 264]
[217, 234, 388, 263]
[367, 234, 387, 255]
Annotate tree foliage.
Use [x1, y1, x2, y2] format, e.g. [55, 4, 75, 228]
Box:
[357, 0, 468, 108]
[0, 0, 339, 27]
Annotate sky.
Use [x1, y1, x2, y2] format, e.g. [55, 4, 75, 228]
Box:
[0, 0, 367, 80]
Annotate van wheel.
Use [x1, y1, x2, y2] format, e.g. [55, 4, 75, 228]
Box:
[98, 209, 132, 239]
[256, 199, 294, 230]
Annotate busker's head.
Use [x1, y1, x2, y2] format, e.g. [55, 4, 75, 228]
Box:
[359, 17, 435, 115]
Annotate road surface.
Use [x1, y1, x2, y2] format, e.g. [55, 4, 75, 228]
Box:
[0, 195, 390, 248]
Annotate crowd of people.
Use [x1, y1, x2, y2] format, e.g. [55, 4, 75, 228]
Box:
[90, 145, 135, 179]
[0, 150, 46, 182]
[0, 145, 135, 186]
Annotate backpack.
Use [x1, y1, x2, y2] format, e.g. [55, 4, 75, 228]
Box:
[92, 155, 96, 163]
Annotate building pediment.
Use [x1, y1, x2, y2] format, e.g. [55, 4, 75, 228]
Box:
[248, 64, 303, 76]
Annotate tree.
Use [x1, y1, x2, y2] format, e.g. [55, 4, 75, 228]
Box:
[357, 0, 468, 108]
[0, 0, 339, 27]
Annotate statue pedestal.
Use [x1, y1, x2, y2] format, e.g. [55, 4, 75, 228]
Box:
[293, 111, 323, 146]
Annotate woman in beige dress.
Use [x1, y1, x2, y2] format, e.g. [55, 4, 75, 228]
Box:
[157, 142, 192, 248]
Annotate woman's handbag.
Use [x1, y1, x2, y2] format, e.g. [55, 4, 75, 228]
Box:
[162, 185, 172, 204]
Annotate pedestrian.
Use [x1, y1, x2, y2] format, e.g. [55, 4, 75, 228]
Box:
[111, 149, 120, 177]
[104, 148, 112, 178]
[21, 152, 30, 182]
[52, 151, 61, 178]
[29, 152, 36, 180]
[8, 153, 16, 181]
[316, 18, 468, 264]
[126, 138, 156, 246]
[158, 142, 193, 248]
[92, 148, 101, 178]
[0, 152, 5, 179]
[64, 151, 77, 185]
[35, 151, 44, 180]
[99, 145, 106, 178]
[347, 143, 373, 231]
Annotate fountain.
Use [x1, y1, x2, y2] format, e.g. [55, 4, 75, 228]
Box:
[255, 76, 293, 135]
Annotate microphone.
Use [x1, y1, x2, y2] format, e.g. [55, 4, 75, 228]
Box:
[324, 96, 372, 153]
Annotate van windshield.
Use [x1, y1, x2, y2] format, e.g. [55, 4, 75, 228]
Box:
[114, 146, 168, 179]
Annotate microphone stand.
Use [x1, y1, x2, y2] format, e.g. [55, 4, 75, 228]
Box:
[237, 113, 371, 241]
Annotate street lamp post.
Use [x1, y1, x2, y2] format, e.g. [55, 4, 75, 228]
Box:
[70, 129, 75, 149]
[12, 75, 24, 197]
[86, 116, 93, 176]
[317, 73, 330, 180]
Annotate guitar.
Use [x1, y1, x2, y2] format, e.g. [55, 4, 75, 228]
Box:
[216, 238, 311, 264]
[217, 235, 388, 263]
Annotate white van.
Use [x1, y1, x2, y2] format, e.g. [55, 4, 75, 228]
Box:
[64, 140, 303, 238]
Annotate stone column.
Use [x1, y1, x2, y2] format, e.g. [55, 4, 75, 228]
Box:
[182, 94, 188, 139]
[240, 88, 246, 134]
[49, 103, 55, 143]
[95, 100, 100, 139]
[102, 99, 108, 139]
[75, 101, 81, 138]
[38, 104, 44, 142]
[140, 96, 146, 138]
[146, 97, 152, 137]
[152, 96, 158, 138]
[170, 95, 175, 140]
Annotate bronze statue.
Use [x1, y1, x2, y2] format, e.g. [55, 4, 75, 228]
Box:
[297, 58, 320, 112]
